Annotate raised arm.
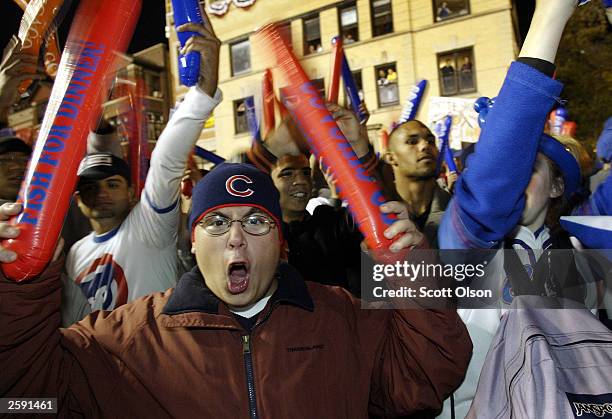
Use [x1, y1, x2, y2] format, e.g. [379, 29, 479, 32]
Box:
[134, 14, 221, 247]
[438, 0, 579, 249]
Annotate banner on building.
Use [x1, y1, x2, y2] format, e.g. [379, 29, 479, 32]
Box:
[427, 96, 480, 150]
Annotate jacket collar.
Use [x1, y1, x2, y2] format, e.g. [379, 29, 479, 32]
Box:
[428, 183, 451, 219]
[161, 262, 314, 325]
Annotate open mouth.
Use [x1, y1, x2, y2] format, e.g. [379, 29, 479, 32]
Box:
[227, 261, 249, 294]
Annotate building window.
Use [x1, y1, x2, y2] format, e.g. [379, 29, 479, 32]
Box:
[233, 97, 252, 134]
[375, 63, 399, 107]
[371, 0, 393, 37]
[433, 0, 470, 22]
[230, 39, 251, 76]
[303, 14, 322, 55]
[339, 3, 359, 43]
[438, 48, 476, 96]
[344, 70, 364, 107]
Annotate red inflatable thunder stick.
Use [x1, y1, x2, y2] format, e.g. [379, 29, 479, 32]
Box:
[2, 0, 142, 282]
[255, 25, 396, 253]
[327, 36, 343, 103]
[262, 69, 275, 139]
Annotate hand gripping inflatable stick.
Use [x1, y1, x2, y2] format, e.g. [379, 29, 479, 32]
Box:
[255, 24, 397, 253]
[2, 0, 142, 281]
[172, 0, 206, 87]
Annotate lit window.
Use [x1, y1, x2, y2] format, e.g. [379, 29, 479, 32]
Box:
[375, 63, 399, 107]
[433, 0, 470, 23]
[438, 48, 476, 96]
[303, 15, 322, 55]
[339, 3, 359, 43]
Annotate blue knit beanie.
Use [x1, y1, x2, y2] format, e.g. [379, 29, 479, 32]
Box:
[189, 163, 283, 241]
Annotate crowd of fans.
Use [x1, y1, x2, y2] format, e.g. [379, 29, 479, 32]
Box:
[0, 0, 610, 417]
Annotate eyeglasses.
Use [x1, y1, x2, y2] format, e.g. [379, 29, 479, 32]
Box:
[198, 214, 277, 236]
[0, 154, 29, 166]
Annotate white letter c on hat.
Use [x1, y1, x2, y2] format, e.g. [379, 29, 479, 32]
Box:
[226, 175, 254, 197]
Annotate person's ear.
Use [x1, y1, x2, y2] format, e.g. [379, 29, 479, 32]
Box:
[550, 176, 564, 199]
[127, 185, 136, 205]
[383, 150, 397, 166]
[191, 241, 196, 255]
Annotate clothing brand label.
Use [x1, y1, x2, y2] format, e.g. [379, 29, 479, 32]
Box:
[566, 392, 612, 418]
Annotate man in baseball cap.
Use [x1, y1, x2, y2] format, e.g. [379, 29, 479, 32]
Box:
[75, 152, 134, 232]
[0, 134, 31, 203]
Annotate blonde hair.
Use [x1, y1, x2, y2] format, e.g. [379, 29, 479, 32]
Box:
[550, 134, 594, 179]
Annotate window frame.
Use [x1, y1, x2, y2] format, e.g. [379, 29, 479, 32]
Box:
[302, 13, 322, 56]
[437, 47, 477, 97]
[233, 97, 252, 135]
[338, 2, 359, 43]
[229, 38, 251, 77]
[432, 0, 471, 23]
[370, 0, 394, 38]
[374, 62, 400, 108]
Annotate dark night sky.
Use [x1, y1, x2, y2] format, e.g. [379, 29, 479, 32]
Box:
[0, 1, 167, 55]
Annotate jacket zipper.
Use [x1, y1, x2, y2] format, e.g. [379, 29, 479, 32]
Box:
[242, 335, 258, 419]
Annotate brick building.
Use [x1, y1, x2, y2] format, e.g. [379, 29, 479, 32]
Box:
[165, 0, 520, 156]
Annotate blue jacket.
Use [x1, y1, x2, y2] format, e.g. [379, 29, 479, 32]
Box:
[439, 62, 564, 249]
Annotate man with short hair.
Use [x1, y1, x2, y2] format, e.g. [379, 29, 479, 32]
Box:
[383, 120, 451, 248]
[0, 162, 472, 417]
[270, 153, 364, 293]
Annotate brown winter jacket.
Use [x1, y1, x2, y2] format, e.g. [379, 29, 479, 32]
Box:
[0, 258, 472, 418]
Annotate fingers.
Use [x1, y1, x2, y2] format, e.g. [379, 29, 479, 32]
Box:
[176, 22, 217, 39]
[179, 34, 220, 56]
[380, 201, 409, 219]
[324, 102, 349, 120]
[384, 218, 417, 240]
[0, 222, 20, 240]
[0, 203, 21, 263]
[383, 219, 423, 252]
[0, 245, 17, 263]
[381, 201, 424, 252]
[389, 230, 424, 253]
[0, 202, 22, 221]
